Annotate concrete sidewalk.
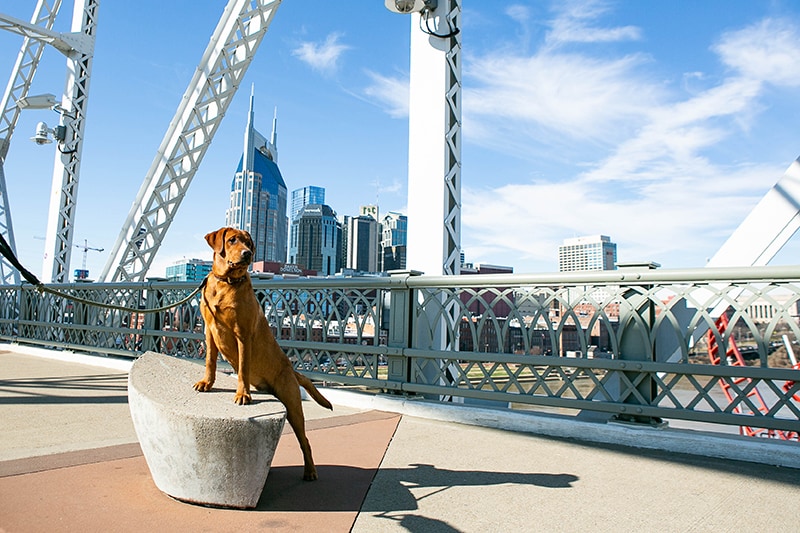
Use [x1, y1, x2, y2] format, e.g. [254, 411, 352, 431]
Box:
[1, 345, 798, 532]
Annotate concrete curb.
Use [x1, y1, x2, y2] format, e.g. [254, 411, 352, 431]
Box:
[321, 387, 800, 469]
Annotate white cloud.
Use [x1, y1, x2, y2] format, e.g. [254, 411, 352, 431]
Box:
[458, 10, 800, 271]
[461, 159, 783, 271]
[363, 2, 800, 272]
[292, 32, 351, 75]
[545, 0, 641, 48]
[362, 70, 409, 118]
[505, 5, 530, 24]
[465, 51, 659, 144]
[714, 18, 800, 87]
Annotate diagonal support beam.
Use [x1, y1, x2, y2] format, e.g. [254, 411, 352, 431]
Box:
[0, 0, 64, 285]
[101, 0, 282, 282]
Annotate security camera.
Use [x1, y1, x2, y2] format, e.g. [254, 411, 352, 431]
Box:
[384, 0, 437, 14]
[31, 121, 53, 145]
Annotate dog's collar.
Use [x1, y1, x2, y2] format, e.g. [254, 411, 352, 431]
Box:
[214, 273, 248, 285]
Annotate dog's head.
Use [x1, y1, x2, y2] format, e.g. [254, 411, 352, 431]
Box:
[205, 227, 254, 277]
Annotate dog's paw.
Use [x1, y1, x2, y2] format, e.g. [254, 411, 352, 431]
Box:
[193, 380, 213, 392]
[233, 391, 252, 405]
[303, 467, 318, 481]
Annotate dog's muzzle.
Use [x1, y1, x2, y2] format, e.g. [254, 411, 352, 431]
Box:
[228, 249, 252, 268]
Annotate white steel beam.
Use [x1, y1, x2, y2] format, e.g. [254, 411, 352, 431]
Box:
[101, 0, 282, 282]
[0, 0, 63, 285]
[406, 0, 462, 277]
[41, 0, 99, 283]
[403, 0, 462, 401]
[0, 11, 92, 57]
[663, 156, 800, 364]
[707, 157, 800, 268]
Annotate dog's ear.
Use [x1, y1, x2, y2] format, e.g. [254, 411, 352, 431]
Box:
[204, 228, 227, 258]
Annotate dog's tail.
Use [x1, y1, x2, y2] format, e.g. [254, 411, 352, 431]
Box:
[295, 371, 333, 410]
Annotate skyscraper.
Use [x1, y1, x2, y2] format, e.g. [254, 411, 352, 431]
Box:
[558, 235, 617, 272]
[225, 89, 288, 263]
[291, 186, 325, 222]
[289, 204, 342, 276]
[289, 186, 325, 261]
[380, 211, 407, 271]
[343, 206, 379, 273]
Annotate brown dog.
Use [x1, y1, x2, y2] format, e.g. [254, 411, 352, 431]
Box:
[193, 227, 333, 481]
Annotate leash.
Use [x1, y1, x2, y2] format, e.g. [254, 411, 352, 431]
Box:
[0, 232, 206, 314]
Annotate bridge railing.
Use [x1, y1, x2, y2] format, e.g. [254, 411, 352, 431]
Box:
[1, 265, 799, 436]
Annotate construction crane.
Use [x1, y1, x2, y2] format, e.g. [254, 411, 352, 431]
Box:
[73, 238, 102, 280]
[35, 235, 102, 280]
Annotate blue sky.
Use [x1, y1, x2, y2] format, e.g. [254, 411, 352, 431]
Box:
[2, 0, 800, 279]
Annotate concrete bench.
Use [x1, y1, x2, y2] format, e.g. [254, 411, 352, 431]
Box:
[128, 351, 286, 509]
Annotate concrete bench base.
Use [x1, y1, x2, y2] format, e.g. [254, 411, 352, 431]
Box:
[128, 352, 286, 509]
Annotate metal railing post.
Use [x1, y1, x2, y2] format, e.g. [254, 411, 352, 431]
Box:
[15, 285, 26, 340]
[614, 262, 666, 426]
[142, 278, 167, 353]
[385, 271, 422, 387]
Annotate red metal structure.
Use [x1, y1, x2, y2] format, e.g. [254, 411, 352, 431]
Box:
[707, 313, 798, 440]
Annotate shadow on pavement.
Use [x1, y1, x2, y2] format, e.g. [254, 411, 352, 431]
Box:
[0, 373, 128, 404]
[258, 463, 578, 513]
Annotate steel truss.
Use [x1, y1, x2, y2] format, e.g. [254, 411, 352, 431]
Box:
[0, 0, 98, 284]
[441, 0, 461, 277]
[42, 0, 98, 283]
[101, 0, 282, 282]
[0, 0, 64, 285]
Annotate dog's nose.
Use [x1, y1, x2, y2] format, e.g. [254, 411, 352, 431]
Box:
[242, 249, 252, 262]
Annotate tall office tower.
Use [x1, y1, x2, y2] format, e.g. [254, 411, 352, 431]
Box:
[289, 186, 325, 260]
[380, 211, 407, 271]
[289, 204, 342, 276]
[291, 186, 325, 222]
[558, 235, 617, 272]
[343, 207, 379, 272]
[225, 89, 288, 263]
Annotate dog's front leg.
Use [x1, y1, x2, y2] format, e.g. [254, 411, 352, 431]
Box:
[193, 329, 218, 392]
[233, 337, 252, 405]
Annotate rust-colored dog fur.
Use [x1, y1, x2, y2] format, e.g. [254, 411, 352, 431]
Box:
[193, 227, 332, 481]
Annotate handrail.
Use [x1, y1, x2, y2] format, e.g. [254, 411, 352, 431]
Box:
[0, 265, 798, 438]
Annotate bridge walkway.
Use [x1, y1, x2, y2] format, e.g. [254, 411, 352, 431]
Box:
[1, 346, 797, 532]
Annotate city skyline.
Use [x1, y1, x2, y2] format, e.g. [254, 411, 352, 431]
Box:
[2, 2, 800, 281]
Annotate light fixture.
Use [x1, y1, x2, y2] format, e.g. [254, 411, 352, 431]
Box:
[384, 0, 437, 15]
[384, 0, 458, 38]
[16, 93, 58, 110]
[17, 93, 72, 150]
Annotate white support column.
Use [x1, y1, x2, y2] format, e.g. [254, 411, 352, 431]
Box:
[42, 0, 98, 283]
[402, 0, 462, 402]
[405, 0, 461, 277]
